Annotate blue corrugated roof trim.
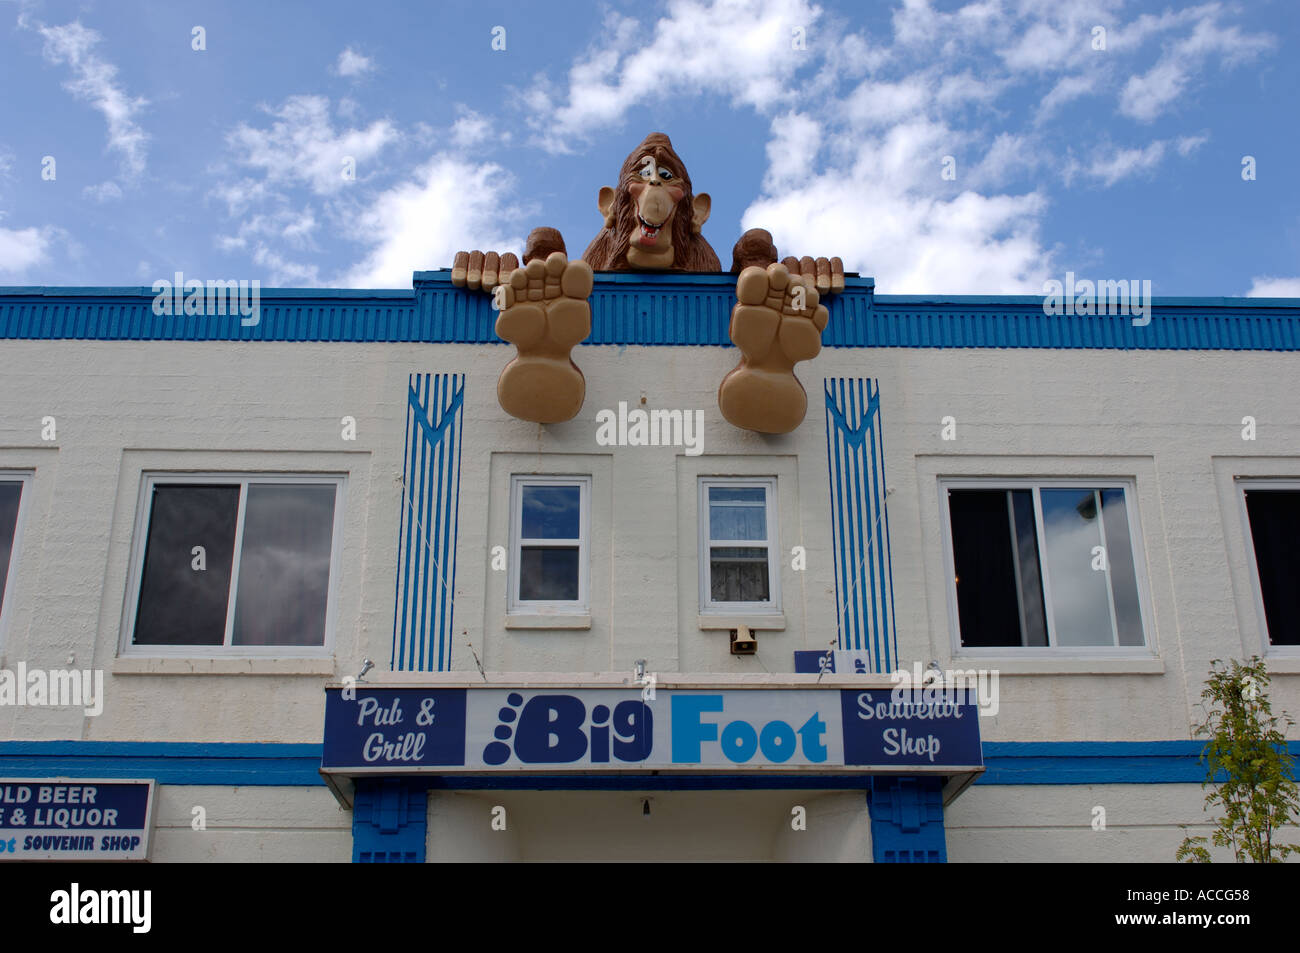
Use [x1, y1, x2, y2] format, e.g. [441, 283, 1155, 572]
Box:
[2, 271, 1298, 350]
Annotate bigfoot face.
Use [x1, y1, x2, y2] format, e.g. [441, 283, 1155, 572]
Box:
[587, 133, 716, 272]
[628, 154, 685, 257]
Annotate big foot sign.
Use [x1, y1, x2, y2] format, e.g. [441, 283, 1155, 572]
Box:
[495, 252, 594, 424]
[449, 132, 843, 432]
[719, 263, 830, 434]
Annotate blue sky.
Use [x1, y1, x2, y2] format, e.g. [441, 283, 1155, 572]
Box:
[0, 0, 1297, 295]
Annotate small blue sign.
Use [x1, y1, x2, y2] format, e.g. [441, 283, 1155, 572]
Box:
[322, 688, 466, 769]
[0, 779, 154, 860]
[840, 689, 982, 767]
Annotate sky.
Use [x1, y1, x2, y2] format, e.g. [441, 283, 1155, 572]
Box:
[0, 0, 1297, 296]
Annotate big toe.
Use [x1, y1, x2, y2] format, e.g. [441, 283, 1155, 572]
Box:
[766, 262, 791, 291]
[561, 258, 594, 298]
[736, 265, 771, 305]
[544, 251, 568, 277]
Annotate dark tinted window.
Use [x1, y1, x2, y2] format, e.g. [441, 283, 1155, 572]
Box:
[1244, 489, 1300, 645]
[134, 485, 239, 645]
[0, 482, 23, 616]
[949, 489, 1046, 647]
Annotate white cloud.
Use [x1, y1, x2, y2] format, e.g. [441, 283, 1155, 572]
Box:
[1036, 74, 1098, 121]
[527, 0, 827, 152]
[334, 47, 374, 78]
[250, 245, 321, 287]
[0, 225, 55, 277]
[966, 133, 1044, 189]
[83, 180, 123, 202]
[1119, 10, 1273, 121]
[1247, 277, 1300, 298]
[222, 95, 398, 209]
[1084, 141, 1167, 186]
[744, 113, 1052, 294]
[340, 156, 526, 287]
[26, 19, 149, 179]
[451, 110, 493, 148]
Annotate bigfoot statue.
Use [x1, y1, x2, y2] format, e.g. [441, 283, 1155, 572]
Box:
[451, 132, 840, 434]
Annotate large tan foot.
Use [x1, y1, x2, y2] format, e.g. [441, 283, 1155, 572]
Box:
[495, 251, 594, 424]
[718, 262, 829, 434]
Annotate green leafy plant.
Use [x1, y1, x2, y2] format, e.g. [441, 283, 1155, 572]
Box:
[1177, 657, 1299, 863]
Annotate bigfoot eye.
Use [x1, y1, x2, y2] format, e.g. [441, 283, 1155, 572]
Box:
[639, 156, 655, 179]
[658, 167, 674, 181]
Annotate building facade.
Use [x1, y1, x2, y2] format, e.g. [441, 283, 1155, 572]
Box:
[1, 271, 1298, 862]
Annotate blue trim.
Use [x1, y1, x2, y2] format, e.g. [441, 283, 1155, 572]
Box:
[867, 776, 947, 862]
[977, 740, 1300, 784]
[1, 740, 1295, 788]
[4, 274, 1299, 350]
[416, 775, 879, 791]
[352, 778, 427, 863]
[825, 378, 897, 671]
[0, 741, 324, 786]
[392, 373, 465, 672]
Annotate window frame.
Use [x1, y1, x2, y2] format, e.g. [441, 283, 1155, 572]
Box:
[507, 475, 591, 615]
[1237, 477, 1300, 657]
[939, 477, 1153, 657]
[0, 471, 34, 652]
[119, 472, 346, 658]
[698, 476, 781, 615]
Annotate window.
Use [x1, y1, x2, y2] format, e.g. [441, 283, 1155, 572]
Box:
[1241, 483, 1300, 646]
[942, 481, 1147, 649]
[124, 475, 343, 654]
[699, 478, 779, 613]
[509, 476, 590, 613]
[0, 475, 31, 637]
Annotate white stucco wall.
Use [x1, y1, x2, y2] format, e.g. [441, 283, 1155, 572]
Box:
[1, 332, 1297, 861]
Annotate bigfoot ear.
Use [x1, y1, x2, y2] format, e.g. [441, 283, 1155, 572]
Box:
[598, 186, 616, 229]
[691, 192, 712, 235]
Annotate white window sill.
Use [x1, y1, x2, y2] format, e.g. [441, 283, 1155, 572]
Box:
[113, 657, 336, 676]
[947, 656, 1164, 675]
[504, 614, 592, 630]
[698, 615, 786, 631]
[1260, 654, 1300, 675]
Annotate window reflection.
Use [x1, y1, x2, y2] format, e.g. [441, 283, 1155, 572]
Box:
[232, 484, 336, 646]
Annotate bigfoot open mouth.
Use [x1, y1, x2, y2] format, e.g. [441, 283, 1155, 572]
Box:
[637, 215, 665, 244]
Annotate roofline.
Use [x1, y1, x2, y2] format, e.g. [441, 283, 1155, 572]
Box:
[1, 270, 1295, 308]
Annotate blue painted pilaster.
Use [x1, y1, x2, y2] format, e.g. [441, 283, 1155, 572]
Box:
[352, 778, 428, 863]
[866, 776, 947, 862]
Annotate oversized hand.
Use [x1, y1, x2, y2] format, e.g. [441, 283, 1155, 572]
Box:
[779, 256, 844, 296]
[451, 250, 522, 292]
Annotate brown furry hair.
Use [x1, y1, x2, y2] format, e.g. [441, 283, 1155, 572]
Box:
[581, 133, 721, 272]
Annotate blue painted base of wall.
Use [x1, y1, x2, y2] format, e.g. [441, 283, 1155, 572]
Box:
[867, 776, 947, 863]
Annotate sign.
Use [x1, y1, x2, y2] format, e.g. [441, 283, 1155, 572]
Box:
[793, 649, 874, 674]
[0, 779, 154, 861]
[322, 687, 981, 775]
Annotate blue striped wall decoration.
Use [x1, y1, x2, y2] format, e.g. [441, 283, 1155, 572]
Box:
[392, 373, 465, 672]
[825, 378, 898, 672]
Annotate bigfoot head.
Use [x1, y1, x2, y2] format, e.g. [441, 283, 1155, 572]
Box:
[582, 133, 720, 272]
